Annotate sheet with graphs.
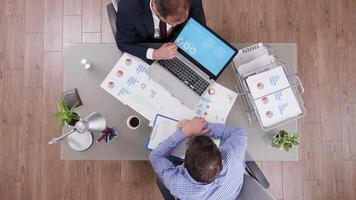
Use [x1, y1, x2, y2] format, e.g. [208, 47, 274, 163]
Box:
[100, 53, 178, 121]
[101, 53, 238, 126]
[193, 83, 237, 123]
[246, 66, 302, 127]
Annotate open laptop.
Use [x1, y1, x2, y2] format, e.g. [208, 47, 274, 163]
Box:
[146, 18, 238, 109]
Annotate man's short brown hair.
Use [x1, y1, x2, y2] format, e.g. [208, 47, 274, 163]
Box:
[184, 135, 222, 183]
[155, 0, 190, 22]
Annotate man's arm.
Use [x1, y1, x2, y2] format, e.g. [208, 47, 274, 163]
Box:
[190, 0, 206, 25]
[208, 123, 247, 162]
[149, 130, 187, 189]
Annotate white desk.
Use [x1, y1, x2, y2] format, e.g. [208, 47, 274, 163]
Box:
[61, 43, 299, 161]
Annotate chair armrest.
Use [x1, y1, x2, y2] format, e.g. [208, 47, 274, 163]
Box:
[155, 177, 176, 200]
[245, 161, 270, 189]
[106, 3, 118, 45]
[111, 0, 119, 11]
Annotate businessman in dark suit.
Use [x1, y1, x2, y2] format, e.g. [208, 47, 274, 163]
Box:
[116, 0, 206, 62]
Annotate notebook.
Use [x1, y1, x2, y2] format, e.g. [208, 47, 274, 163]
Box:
[147, 114, 220, 159]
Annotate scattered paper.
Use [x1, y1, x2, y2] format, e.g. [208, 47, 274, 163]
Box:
[234, 43, 269, 66]
[100, 53, 151, 105]
[237, 54, 276, 77]
[101, 53, 239, 127]
[255, 88, 302, 127]
[246, 66, 290, 99]
[193, 83, 238, 123]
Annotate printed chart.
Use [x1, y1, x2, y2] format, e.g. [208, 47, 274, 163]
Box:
[194, 83, 237, 123]
[101, 53, 189, 122]
[101, 53, 239, 125]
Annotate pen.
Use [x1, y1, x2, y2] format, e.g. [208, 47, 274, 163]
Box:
[97, 129, 110, 142]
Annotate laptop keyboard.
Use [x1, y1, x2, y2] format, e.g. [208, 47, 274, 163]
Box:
[158, 57, 210, 96]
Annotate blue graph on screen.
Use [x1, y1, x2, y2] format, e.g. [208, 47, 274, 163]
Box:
[175, 18, 235, 76]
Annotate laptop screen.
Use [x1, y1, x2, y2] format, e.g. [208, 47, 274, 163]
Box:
[174, 18, 237, 79]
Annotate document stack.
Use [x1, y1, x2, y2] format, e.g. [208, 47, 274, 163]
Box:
[233, 43, 306, 131]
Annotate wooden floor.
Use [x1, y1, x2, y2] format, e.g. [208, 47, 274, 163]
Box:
[1, 0, 356, 199]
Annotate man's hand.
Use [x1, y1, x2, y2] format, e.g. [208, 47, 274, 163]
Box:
[177, 119, 190, 130]
[181, 117, 210, 137]
[153, 43, 177, 60]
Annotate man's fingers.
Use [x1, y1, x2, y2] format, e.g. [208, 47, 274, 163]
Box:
[178, 119, 189, 126]
[167, 42, 176, 46]
[180, 119, 189, 123]
[201, 128, 211, 134]
[165, 42, 175, 48]
[202, 121, 207, 129]
[169, 46, 178, 51]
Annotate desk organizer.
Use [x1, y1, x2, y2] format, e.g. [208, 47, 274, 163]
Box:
[232, 45, 306, 131]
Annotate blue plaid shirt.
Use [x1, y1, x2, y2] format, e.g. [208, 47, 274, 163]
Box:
[149, 123, 247, 200]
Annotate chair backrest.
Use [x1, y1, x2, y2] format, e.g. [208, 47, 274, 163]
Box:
[236, 174, 276, 200]
[106, 0, 120, 47]
[156, 174, 276, 200]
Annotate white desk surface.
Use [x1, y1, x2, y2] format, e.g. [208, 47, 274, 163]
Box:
[61, 43, 299, 161]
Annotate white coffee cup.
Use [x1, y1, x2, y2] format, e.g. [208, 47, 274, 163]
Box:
[127, 116, 140, 129]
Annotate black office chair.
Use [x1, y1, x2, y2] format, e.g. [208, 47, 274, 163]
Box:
[156, 161, 276, 200]
[107, 0, 120, 48]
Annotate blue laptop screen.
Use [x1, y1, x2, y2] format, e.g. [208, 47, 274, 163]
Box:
[175, 18, 236, 76]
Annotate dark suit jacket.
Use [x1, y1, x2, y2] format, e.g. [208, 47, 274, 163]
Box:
[116, 0, 206, 63]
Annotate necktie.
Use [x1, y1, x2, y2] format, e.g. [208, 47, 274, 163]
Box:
[159, 21, 168, 41]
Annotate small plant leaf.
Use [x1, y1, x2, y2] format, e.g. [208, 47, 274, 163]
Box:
[272, 130, 300, 151]
[53, 98, 80, 129]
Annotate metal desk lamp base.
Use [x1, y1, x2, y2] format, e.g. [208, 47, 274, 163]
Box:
[49, 112, 106, 152]
[67, 130, 94, 152]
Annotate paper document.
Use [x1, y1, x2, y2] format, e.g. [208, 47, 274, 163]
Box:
[245, 66, 302, 127]
[101, 53, 187, 122]
[100, 53, 151, 105]
[128, 80, 175, 121]
[255, 88, 302, 127]
[246, 66, 290, 99]
[234, 43, 269, 66]
[237, 54, 276, 77]
[149, 102, 195, 126]
[101, 53, 238, 126]
[148, 114, 220, 159]
[194, 83, 238, 123]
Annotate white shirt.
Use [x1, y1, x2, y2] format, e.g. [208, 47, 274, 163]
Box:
[146, 0, 174, 60]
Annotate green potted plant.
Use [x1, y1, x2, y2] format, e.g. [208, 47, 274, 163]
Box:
[271, 130, 299, 151]
[53, 99, 80, 128]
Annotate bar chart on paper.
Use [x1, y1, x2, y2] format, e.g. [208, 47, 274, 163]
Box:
[127, 76, 139, 86]
[269, 75, 280, 86]
[136, 65, 146, 74]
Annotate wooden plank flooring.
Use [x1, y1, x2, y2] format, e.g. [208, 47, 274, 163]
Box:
[1, 0, 356, 199]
